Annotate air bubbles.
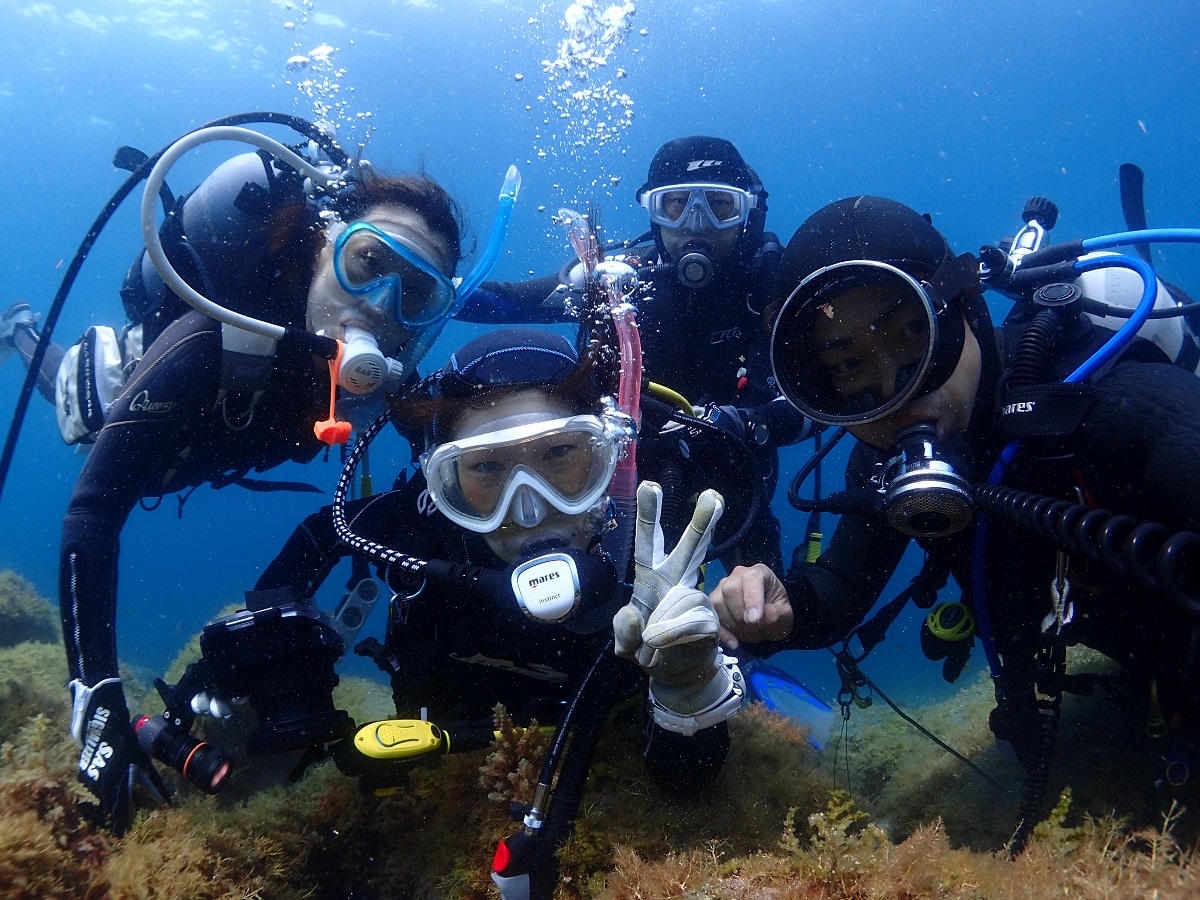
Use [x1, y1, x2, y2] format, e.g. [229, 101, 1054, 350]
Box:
[531, 1, 640, 162]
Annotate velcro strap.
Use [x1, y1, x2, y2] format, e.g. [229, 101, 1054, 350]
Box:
[998, 383, 1095, 438]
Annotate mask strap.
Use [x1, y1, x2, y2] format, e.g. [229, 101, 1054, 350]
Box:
[917, 253, 978, 398]
[926, 252, 981, 311]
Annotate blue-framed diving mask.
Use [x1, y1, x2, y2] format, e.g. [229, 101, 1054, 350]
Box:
[332, 221, 458, 329]
[640, 183, 757, 234]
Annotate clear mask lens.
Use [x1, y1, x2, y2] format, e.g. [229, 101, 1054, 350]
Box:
[422, 415, 621, 533]
[771, 261, 939, 425]
[643, 184, 754, 232]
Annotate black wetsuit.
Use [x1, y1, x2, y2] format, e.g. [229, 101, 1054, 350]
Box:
[769, 325, 1200, 746]
[59, 311, 330, 687]
[474, 240, 814, 572]
[253, 470, 729, 795]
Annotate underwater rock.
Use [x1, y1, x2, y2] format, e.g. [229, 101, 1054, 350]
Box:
[1, 560, 1198, 897]
[0, 642, 71, 746]
[0, 571, 59, 648]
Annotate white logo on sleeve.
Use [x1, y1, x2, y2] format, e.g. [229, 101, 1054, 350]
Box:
[79, 704, 115, 782]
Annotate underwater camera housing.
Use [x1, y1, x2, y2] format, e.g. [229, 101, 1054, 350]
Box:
[200, 604, 354, 756]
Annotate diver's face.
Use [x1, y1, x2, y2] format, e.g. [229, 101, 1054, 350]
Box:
[656, 188, 742, 266]
[307, 204, 454, 356]
[451, 390, 596, 565]
[845, 314, 982, 451]
[811, 282, 931, 412]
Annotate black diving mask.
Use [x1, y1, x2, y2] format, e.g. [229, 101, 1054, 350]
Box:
[770, 254, 978, 425]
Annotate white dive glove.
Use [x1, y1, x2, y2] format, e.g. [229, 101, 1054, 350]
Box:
[613, 481, 744, 736]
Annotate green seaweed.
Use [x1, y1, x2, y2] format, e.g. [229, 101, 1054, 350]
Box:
[2, 565, 1200, 898]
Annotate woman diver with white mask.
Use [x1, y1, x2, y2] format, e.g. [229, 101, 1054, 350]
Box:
[244, 327, 740, 797]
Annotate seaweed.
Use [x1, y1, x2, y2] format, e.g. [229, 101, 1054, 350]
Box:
[3, 565, 1200, 898]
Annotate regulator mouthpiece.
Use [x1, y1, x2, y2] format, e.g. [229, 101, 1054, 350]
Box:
[882, 423, 974, 538]
[339, 327, 388, 394]
[676, 249, 714, 288]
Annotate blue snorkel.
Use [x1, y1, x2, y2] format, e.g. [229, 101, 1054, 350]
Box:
[391, 165, 522, 380]
[972, 230, 1199, 678]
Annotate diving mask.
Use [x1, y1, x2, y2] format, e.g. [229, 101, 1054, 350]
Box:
[333, 221, 457, 328]
[422, 414, 622, 534]
[770, 256, 976, 425]
[641, 183, 756, 233]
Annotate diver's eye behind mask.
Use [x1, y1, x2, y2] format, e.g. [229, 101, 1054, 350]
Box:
[641, 183, 756, 233]
[770, 256, 977, 425]
[333, 221, 457, 328]
[422, 414, 623, 533]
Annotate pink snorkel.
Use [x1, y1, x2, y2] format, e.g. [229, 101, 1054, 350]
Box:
[559, 208, 642, 582]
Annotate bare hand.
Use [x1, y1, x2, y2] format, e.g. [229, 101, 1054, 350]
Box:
[710, 564, 793, 649]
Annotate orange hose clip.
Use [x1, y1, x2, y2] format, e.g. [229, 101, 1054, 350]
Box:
[314, 340, 353, 445]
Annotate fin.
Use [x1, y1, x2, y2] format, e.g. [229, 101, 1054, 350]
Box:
[1119, 163, 1154, 267]
[743, 661, 835, 750]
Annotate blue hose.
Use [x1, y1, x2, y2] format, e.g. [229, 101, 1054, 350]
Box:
[391, 166, 520, 380]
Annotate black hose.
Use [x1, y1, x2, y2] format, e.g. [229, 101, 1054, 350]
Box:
[656, 462, 688, 547]
[1006, 695, 1061, 857]
[521, 642, 622, 900]
[0, 111, 347, 506]
[1009, 308, 1059, 389]
[974, 485, 1200, 615]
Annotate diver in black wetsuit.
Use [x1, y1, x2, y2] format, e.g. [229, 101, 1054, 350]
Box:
[59, 141, 472, 836]
[473, 136, 816, 571]
[198, 328, 741, 799]
[712, 196, 1200, 839]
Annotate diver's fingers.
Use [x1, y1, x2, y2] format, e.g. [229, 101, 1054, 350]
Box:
[633, 480, 666, 571]
[710, 564, 792, 648]
[663, 489, 725, 588]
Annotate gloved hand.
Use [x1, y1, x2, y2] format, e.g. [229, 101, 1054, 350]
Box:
[614, 482, 743, 733]
[71, 677, 169, 836]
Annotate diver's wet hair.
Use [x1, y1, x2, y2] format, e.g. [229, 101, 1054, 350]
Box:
[266, 170, 465, 303]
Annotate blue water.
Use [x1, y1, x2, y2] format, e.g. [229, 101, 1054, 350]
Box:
[1, 0, 1198, 715]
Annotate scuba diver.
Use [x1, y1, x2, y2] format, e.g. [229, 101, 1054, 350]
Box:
[472, 136, 816, 572]
[52, 118, 520, 836]
[712, 195, 1200, 846]
[151, 327, 741, 896]
[205, 327, 738, 778]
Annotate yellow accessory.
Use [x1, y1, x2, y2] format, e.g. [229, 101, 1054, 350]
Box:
[353, 719, 447, 760]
